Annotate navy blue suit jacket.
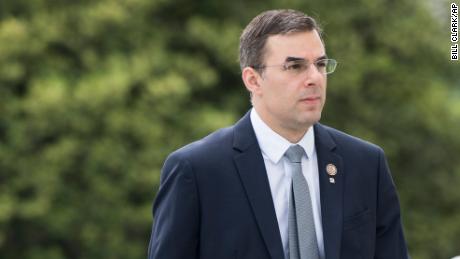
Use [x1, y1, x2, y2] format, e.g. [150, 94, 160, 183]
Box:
[148, 112, 409, 259]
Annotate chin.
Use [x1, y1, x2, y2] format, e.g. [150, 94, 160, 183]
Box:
[299, 113, 321, 125]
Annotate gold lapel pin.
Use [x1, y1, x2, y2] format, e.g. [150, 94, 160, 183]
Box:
[326, 163, 337, 176]
[326, 163, 337, 184]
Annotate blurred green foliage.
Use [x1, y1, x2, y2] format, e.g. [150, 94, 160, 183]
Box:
[0, 0, 459, 258]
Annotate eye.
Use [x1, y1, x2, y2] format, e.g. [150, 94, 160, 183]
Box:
[285, 61, 307, 71]
[316, 60, 327, 67]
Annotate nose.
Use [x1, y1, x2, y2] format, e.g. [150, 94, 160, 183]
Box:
[302, 63, 324, 86]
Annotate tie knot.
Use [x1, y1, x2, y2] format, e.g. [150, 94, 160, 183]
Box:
[284, 145, 305, 163]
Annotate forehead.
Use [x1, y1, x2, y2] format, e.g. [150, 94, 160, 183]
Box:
[264, 30, 325, 62]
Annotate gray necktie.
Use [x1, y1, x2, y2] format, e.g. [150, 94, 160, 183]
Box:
[285, 145, 320, 259]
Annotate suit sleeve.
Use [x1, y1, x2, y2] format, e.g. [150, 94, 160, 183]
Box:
[148, 153, 200, 259]
[374, 148, 410, 259]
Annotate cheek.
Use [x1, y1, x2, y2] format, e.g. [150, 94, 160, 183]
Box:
[264, 86, 292, 112]
[262, 79, 300, 109]
[264, 81, 285, 99]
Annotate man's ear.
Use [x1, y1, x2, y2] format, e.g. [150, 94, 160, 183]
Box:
[242, 67, 263, 97]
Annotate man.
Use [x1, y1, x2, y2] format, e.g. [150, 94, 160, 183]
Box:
[148, 9, 409, 259]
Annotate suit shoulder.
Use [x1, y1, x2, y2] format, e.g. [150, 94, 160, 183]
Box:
[166, 125, 234, 164]
[319, 124, 383, 153]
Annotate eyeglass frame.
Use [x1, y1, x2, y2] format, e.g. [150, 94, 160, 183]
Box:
[251, 57, 338, 75]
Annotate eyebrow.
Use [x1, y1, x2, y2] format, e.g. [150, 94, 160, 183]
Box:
[285, 55, 328, 62]
[285, 56, 305, 62]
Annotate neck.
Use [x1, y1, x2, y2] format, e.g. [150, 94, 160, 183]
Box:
[253, 107, 311, 144]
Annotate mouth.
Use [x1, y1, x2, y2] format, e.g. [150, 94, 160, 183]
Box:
[300, 96, 321, 104]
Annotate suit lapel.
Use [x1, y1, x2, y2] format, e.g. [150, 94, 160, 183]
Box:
[314, 124, 344, 259]
[232, 112, 285, 259]
[231, 114, 345, 259]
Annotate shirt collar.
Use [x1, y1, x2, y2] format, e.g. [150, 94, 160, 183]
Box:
[250, 108, 315, 164]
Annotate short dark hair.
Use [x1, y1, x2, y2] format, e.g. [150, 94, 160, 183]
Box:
[239, 9, 322, 71]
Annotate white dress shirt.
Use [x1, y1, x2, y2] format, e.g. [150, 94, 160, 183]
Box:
[250, 108, 325, 259]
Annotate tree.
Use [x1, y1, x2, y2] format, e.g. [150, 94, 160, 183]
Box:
[0, 0, 458, 258]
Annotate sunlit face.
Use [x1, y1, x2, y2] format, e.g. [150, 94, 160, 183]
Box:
[252, 30, 327, 134]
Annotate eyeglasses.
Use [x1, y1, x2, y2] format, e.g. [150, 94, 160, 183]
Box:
[253, 58, 338, 75]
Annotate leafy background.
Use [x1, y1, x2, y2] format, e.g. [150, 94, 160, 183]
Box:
[0, 0, 459, 258]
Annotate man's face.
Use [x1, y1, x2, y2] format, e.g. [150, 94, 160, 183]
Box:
[254, 30, 327, 133]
